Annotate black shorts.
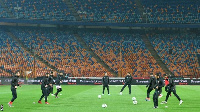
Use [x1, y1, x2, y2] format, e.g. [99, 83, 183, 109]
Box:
[42, 88, 48, 96]
[103, 85, 109, 87]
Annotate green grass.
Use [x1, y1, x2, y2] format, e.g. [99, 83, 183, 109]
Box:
[0, 85, 199, 112]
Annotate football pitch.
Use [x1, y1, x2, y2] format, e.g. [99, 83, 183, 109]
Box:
[0, 85, 199, 112]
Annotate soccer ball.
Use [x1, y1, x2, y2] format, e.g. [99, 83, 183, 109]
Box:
[102, 104, 107, 108]
[133, 100, 138, 105]
[132, 97, 136, 101]
[98, 95, 101, 99]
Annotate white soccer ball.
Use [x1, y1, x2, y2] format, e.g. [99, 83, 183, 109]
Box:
[105, 104, 107, 107]
[102, 104, 107, 108]
[132, 97, 136, 101]
[133, 100, 138, 105]
[98, 95, 101, 99]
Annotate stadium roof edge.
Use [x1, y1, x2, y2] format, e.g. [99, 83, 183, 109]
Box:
[0, 18, 200, 28]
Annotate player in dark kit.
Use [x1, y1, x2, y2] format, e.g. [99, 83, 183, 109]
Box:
[153, 73, 164, 108]
[38, 73, 50, 104]
[145, 73, 156, 101]
[8, 71, 21, 107]
[161, 75, 183, 105]
[54, 73, 63, 98]
[120, 72, 132, 95]
[102, 72, 110, 95]
[164, 74, 171, 97]
[48, 71, 54, 96]
[164, 74, 169, 90]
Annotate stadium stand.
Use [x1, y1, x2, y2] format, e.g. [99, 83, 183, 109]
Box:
[78, 31, 165, 77]
[3, 0, 75, 21]
[148, 33, 200, 77]
[0, 28, 30, 77]
[8, 27, 107, 77]
[141, 0, 200, 23]
[0, 5, 9, 18]
[0, 28, 199, 78]
[3, 26, 200, 78]
[71, 0, 141, 22]
[0, 0, 199, 78]
[0, 27, 166, 78]
[0, 27, 55, 78]
[70, 0, 200, 23]
[0, 0, 199, 24]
